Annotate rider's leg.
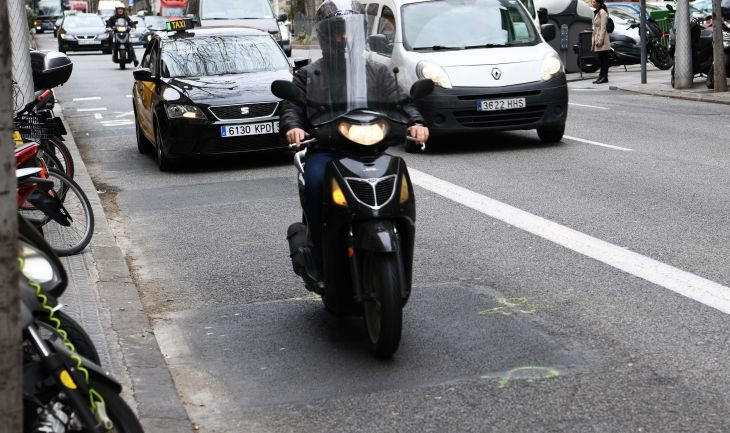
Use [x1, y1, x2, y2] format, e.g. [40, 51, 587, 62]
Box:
[303, 151, 337, 274]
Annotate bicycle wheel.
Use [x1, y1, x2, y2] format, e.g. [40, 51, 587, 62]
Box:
[43, 136, 74, 179]
[42, 169, 94, 256]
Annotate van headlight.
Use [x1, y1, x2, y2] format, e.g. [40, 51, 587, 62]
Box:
[338, 120, 389, 145]
[417, 61, 452, 89]
[541, 51, 563, 81]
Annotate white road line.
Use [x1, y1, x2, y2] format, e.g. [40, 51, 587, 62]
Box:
[569, 102, 608, 110]
[563, 135, 633, 152]
[569, 88, 602, 91]
[94, 113, 103, 119]
[73, 96, 101, 101]
[408, 168, 730, 315]
[77, 107, 107, 112]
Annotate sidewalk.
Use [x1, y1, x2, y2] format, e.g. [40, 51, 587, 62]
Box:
[567, 64, 730, 105]
[55, 104, 192, 433]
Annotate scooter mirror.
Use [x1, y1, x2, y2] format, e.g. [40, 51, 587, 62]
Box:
[271, 80, 302, 103]
[409, 78, 434, 100]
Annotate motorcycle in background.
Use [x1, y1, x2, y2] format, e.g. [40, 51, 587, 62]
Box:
[109, 17, 135, 70]
[669, 17, 730, 89]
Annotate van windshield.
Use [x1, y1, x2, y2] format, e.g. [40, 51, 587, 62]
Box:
[402, 0, 538, 51]
[201, 0, 273, 19]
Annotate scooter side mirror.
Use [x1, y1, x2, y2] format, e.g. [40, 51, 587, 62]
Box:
[409, 78, 434, 100]
[538, 7, 549, 25]
[271, 80, 303, 103]
[133, 67, 154, 82]
[541, 23, 557, 42]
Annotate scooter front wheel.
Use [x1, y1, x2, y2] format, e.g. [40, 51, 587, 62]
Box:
[119, 50, 126, 70]
[362, 252, 403, 358]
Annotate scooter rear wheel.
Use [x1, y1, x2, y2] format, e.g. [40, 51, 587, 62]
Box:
[362, 252, 403, 358]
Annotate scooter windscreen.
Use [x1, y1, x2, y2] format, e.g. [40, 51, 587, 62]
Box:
[306, 12, 409, 126]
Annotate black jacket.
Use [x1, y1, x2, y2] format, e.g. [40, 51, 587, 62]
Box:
[280, 58, 425, 133]
[105, 14, 135, 28]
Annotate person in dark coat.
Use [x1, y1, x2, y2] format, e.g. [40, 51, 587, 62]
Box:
[105, 6, 138, 66]
[280, 0, 429, 276]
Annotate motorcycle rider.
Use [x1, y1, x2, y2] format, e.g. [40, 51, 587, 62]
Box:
[105, 6, 138, 66]
[280, 0, 429, 280]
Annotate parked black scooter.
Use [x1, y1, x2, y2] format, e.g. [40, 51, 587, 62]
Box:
[669, 18, 730, 88]
[273, 77, 433, 358]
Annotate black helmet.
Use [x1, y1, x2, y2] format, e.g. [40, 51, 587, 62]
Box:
[314, 0, 366, 60]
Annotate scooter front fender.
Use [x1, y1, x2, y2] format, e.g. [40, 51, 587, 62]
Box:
[352, 220, 398, 253]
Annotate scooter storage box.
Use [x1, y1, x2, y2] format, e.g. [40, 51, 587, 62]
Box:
[30, 50, 73, 89]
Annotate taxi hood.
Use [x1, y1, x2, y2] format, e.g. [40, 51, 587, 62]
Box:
[166, 70, 292, 105]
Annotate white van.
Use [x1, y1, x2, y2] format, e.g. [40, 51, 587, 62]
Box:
[363, 0, 568, 146]
[96, 0, 125, 19]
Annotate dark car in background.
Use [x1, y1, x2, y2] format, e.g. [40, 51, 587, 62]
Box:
[57, 13, 112, 53]
[34, 0, 64, 33]
[129, 16, 148, 47]
[132, 25, 301, 170]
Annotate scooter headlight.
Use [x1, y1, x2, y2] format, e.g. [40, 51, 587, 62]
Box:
[416, 61, 452, 89]
[337, 120, 389, 146]
[19, 242, 62, 292]
[541, 51, 563, 81]
[116, 26, 128, 32]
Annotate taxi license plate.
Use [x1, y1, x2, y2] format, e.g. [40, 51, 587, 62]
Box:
[476, 98, 526, 111]
[77, 39, 100, 45]
[220, 121, 279, 138]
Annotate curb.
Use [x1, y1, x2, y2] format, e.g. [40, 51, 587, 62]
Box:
[57, 104, 192, 433]
[610, 84, 730, 105]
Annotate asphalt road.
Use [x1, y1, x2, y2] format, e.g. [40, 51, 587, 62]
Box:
[39, 33, 730, 432]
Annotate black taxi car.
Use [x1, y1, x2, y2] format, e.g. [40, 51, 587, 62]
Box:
[132, 20, 305, 170]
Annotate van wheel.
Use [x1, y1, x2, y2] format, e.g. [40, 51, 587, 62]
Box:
[537, 124, 565, 144]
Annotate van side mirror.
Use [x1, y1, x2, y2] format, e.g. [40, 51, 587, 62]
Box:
[133, 68, 154, 82]
[541, 23, 556, 42]
[409, 79, 434, 100]
[291, 57, 310, 71]
[538, 7, 549, 25]
[277, 12, 288, 22]
[368, 34, 392, 55]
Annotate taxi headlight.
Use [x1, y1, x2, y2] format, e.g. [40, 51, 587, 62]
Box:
[416, 61, 452, 89]
[337, 120, 388, 145]
[166, 104, 206, 120]
[541, 51, 563, 81]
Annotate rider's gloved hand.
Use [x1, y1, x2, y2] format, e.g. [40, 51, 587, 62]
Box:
[407, 124, 429, 145]
[286, 128, 307, 149]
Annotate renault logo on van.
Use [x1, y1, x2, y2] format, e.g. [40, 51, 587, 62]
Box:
[491, 68, 502, 80]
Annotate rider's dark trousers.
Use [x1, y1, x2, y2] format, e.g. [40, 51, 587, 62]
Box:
[303, 150, 337, 271]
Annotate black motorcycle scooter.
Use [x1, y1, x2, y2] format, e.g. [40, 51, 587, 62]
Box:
[273, 78, 434, 358]
[109, 17, 135, 70]
[669, 17, 730, 89]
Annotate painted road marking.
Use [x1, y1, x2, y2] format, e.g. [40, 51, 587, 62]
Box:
[408, 168, 730, 315]
[115, 111, 133, 118]
[569, 88, 602, 91]
[94, 113, 103, 119]
[77, 107, 107, 112]
[569, 102, 608, 110]
[73, 96, 101, 101]
[563, 135, 633, 152]
[100, 120, 134, 127]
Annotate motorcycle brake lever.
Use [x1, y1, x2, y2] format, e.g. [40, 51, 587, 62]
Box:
[406, 135, 426, 152]
[288, 137, 317, 150]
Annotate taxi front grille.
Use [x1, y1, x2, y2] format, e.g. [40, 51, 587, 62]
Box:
[454, 105, 547, 128]
[345, 176, 397, 209]
[208, 102, 278, 121]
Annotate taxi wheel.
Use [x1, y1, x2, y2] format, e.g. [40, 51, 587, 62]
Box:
[155, 122, 173, 171]
[135, 109, 152, 154]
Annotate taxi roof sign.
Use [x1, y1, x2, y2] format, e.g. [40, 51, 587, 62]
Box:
[165, 18, 194, 32]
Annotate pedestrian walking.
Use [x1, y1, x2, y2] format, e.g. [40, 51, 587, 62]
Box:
[591, 0, 610, 84]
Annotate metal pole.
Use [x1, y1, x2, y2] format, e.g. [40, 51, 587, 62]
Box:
[640, 0, 647, 83]
[0, 0, 21, 430]
[674, 0, 692, 88]
[712, 0, 727, 91]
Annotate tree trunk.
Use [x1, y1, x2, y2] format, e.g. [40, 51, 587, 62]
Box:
[712, 0, 727, 91]
[0, 1, 21, 431]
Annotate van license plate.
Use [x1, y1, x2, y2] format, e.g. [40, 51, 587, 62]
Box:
[220, 121, 279, 138]
[477, 98, 526, 111]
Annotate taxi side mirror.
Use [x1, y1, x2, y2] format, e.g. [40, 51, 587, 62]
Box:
[133, 67, 154, 82]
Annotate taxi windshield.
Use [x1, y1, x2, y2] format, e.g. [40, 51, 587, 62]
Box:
[401, 0, 538, 50]
[161, 35, 289, 78]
